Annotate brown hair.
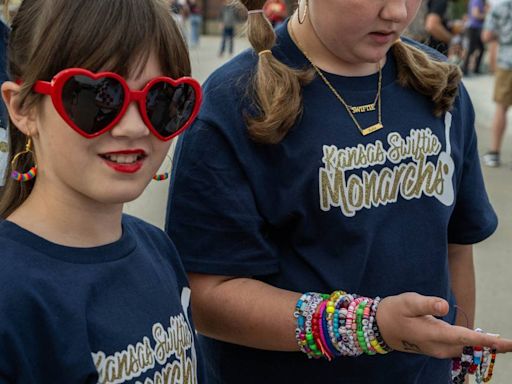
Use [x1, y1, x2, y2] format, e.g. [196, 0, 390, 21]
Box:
[236, 1, 461, 144]
[238, 0, 314, 144]
[0, 0, 191, 218]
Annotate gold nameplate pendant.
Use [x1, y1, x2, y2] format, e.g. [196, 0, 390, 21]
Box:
[360, 123, 383, 136]
[350, 104, 376, 114]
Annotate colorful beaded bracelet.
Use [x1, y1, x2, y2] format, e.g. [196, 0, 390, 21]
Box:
[294, 291, 392, 360]
[451, 341, 497, 383]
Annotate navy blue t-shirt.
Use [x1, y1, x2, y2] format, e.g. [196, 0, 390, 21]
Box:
[0, 215, 203, 383]
[166, 22, 497, 384]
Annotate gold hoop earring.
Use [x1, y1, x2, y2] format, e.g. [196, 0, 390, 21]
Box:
[11, 137, 37, 182]
[297, 0, 308, 24]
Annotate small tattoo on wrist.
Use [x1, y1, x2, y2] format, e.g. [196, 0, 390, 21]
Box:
[402, 340, 422, 353]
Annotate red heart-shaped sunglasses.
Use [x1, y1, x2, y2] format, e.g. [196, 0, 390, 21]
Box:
[32, 68, 202, 141]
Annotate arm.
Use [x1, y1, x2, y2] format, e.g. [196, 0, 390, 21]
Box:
[471, 5, 486, 21]
[425, 13, 453, 43]
[448, 244, 475, 329]
[189, 273, 300, 351]
[189, 273, 512, 357]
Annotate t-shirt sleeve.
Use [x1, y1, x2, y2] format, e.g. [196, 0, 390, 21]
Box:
[483, 4, 501, 33]
[447, 87, 498, 244]
[165, 118, 280, 277]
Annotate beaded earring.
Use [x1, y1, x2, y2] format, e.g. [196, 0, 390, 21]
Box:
[11, 137, 37, 182]
[152, 173, 169, 181]
[152, 153, 173, 181]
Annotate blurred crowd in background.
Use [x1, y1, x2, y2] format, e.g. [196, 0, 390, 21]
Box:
[403, 0, 501, 76]
[164, 0, 504, 80]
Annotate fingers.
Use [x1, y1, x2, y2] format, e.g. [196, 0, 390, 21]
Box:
[493, 337, 512, 353]
[401, 293, 449, 318]
[437, 325, 504, 349]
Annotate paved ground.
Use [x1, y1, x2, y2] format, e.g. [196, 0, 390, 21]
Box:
[125, 35, 512, 381]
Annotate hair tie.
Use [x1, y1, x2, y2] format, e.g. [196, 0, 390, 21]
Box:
[258, 50, 272, 57]
[247, 9, 264, 15]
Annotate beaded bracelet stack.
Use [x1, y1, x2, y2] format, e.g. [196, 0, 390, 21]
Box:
[294, 291, 392, 360]
[451, 343, 497, 383]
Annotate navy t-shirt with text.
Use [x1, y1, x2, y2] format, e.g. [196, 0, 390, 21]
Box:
[0, 215, 203, 384]
[166, 22, 497, 384]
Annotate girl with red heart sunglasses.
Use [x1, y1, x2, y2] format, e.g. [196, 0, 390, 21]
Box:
[0, 0, 204, 382]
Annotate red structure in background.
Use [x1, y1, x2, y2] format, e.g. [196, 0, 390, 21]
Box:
[201, 0, 295, 27]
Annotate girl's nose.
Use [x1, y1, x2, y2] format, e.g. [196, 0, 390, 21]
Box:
[380, 0, 408, 23]
[109, 103, 150, 139]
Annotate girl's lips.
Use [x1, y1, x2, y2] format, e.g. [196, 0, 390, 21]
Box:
[369, 31, 395, 44]
[103, 159, 144, 174]
[99, 149, 147, 174]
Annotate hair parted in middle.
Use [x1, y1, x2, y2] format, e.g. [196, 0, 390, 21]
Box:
[0, 0, 191, 218]
[236, 0, 461, 145]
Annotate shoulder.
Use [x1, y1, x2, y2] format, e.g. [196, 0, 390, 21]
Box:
[202, 49, 257, 98]
[0, 237, 44, 332]
[122, 213, 160, 232]
[121, 214, 182, 265]
[122, 214, 173, 247]
[198, 49, 257, 123]
[401, 36, 448, 61]
[0, 222, 40, 285]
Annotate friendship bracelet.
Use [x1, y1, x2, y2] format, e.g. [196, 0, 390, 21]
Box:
[294, 292, 324, 358]
[371, 297, 393, 353]
[477, 347, 491, 383]
[450, 324, 500, 384]
[294, 291, 392, 360]
[451, 343, 497, 384]
[334, 294, 354, 356]
[483, 349, 496, 383]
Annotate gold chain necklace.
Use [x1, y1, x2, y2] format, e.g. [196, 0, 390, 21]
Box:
[289, 24, 384, 136]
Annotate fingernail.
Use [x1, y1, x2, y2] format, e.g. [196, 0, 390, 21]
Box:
[434, 302, 443, 313]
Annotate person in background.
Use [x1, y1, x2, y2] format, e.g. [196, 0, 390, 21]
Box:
[166, 0, 512, 382]
[462, 0, 487, 75]
[481, 0, 512, 167]
[263, 0, 287, 29]
[486, 0, 505, 73]
[0, 0, 203, 382]
[218, 0, 238, 57]
[171, 0, 190, 38]
[187, 0, 202, 47]
[425, 0, 455, 54]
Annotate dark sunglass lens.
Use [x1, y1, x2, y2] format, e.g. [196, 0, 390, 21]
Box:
[146, 82, 196, 138]
[62, 76, 124, 135]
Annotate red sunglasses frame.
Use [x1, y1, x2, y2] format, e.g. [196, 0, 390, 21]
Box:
[32, 68, 202, 141]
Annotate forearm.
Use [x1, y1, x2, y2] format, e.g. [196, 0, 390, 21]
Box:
[189, 273, 301, 351]
[448, 244, 475, 329]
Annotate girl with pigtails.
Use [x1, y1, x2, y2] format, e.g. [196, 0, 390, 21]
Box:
[167, 0, 512, 382]
[0, 0, 204, 382]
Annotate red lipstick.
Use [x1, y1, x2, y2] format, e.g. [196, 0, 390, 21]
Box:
[99, 149, 147, 174]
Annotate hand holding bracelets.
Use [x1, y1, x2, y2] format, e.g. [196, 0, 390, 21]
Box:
[296, 292, 500, 382]
[294, 291, 392, 359]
